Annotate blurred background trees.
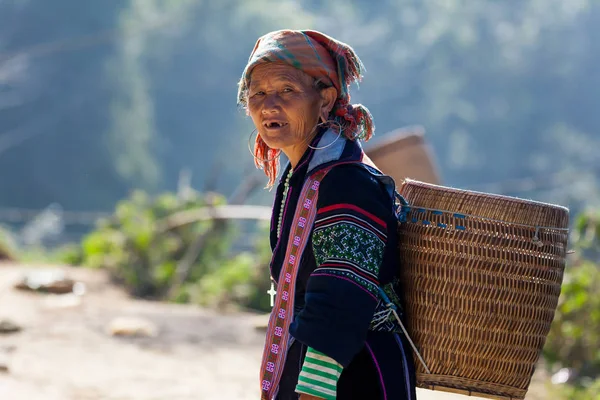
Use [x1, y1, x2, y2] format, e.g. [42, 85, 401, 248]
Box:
[1, 0, 598, 215]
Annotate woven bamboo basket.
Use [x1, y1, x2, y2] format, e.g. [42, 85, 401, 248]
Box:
[364, 126, 441, 185]
[396, 179, 569, 400]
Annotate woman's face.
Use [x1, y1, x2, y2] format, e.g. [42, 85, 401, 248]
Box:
[247, 63, 336, 164]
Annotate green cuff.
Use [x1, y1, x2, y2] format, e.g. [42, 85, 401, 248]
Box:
[295, 347, 343, 399]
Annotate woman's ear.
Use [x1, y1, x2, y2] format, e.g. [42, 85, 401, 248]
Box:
[320, 86, 337, 121]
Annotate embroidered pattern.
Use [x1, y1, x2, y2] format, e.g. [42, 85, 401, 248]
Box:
[259, 168, 332, 400]
[311, 204, 386, 297]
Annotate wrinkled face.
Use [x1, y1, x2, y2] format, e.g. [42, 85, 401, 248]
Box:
[247, 63, 325, 155]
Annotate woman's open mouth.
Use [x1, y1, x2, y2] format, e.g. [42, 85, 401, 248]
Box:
[263, 121, 288, 130]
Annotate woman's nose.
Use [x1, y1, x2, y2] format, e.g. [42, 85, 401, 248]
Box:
[262, 93, 280, 114]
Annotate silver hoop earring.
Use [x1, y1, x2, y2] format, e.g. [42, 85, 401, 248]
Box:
[307, 120, 344, 150]
[248, 128, 281, 163]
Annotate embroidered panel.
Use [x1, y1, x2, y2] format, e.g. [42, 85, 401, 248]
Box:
[312, 204, 386, 297]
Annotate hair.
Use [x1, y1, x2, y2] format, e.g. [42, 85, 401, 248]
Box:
[238, 30, 375, 188]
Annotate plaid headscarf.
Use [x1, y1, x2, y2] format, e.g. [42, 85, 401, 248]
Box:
[238, 29, 374, 187]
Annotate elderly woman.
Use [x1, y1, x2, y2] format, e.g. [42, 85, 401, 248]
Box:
[237, 29, 417, 400]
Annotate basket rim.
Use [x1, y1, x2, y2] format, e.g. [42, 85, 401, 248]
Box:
[401, 204, 569, 232]
[401, 179, 570, 214]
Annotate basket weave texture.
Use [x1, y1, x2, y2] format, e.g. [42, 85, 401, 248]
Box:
[397, 179, 569, 400]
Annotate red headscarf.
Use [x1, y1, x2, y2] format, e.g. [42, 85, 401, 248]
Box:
[238, 29, 374, 187]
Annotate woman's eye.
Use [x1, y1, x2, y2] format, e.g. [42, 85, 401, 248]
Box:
[251, 91, 265, 97]
[282, 87, 293, 93]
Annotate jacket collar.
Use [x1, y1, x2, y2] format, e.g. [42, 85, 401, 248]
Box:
[306, 128, 364, 174]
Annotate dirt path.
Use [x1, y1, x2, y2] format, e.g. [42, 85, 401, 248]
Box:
[0, 263, 549, 399]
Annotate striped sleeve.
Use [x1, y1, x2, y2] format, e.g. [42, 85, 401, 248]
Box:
[295, 347, 342, 399]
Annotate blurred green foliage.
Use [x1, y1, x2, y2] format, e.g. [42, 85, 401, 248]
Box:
[557, 379, 600, 400]
[544, 210, 600, 397]
[56, 189, 272, 312]
[80, 190, 229, 298]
